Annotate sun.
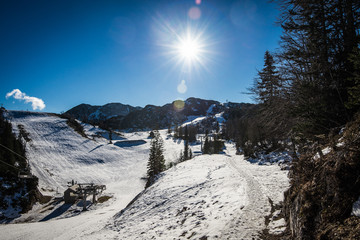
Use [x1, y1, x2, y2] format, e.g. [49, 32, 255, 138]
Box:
[177, 37, 200, 60]
[172, 29, 208, 70]
[153, 16, 214, 75]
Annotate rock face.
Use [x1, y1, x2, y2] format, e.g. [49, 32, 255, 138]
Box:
[283, 114, 360, 239]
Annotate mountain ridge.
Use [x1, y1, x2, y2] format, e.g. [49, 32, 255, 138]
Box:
[65, 97, 254, 130]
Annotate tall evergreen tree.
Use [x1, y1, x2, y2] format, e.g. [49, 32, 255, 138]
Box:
[276, 0, 360, 136]
[253, 51, 281, 105]
[250, 50, 291, 144]
[203, 135, 210, 154]
[183, 126, 189, 160]
[146, 131, 165, 187]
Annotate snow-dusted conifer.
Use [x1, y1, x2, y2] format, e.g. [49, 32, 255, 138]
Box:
[146, 131, 165, 187]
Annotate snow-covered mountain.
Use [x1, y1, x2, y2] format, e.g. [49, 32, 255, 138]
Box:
[65, 103, 142, 123]
[65, 97, 254, 131]
[0, 110, 289, 239]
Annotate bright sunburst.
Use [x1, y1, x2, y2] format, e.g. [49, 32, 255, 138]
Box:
[153, 15, 215, 79]
[170, 27, 209, 73]
[177, 36, 200, 60]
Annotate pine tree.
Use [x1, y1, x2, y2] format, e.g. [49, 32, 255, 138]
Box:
[174, 125, 179, 138]
[108, 130, 112, 144]
[276, 0, 360, 136]
[203, 135, 210, 154]
[215, 121, 220, 133]
[213, 134, 223, 154]
[183, 126, 189, 160]
[254, 51, 281, 105]
[250, 50, 291, 146]
[167, 124, 172, 134]
[179, 151, 184, 163]
[146, 131, 165, 187]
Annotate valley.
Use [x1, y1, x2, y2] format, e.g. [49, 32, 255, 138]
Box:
[0, 110, 289, 239]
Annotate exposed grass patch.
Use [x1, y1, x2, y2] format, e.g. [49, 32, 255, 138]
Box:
[97, 195, 112, 203]
[58, 114, 87, 138]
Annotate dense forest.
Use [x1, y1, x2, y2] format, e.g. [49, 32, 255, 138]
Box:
[225, 0, 360, 239]
[0, 108, 38, 220]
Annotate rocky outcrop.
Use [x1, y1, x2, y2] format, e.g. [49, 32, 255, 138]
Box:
[283, 113, 360, 239]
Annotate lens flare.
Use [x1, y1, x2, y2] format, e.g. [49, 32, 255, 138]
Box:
[177, 80, 187, 94]
[173, 99, 185, 111]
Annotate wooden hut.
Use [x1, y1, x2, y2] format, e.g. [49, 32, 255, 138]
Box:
[64, 184, 79, 204]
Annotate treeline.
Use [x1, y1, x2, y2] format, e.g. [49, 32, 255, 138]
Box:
[239, 1, 360, 239]
[229, 0, 360, 156]
[0, 108, 38, 215]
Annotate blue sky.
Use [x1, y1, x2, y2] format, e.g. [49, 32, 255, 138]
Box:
[0, 0, 282, 113]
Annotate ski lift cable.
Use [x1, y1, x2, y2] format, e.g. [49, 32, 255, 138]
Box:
[0, 143, 28, 161]
[0, 156, 19, 170]
[0, 143, 34, 178]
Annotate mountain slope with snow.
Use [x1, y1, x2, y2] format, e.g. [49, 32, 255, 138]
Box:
[86, 149, 289, 239]
[6, 111, 149, 196]
[0, 110, 289, 239]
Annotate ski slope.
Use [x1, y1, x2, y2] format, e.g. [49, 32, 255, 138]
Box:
[0, 111, 289, 239]
[5, 111, 149, 196]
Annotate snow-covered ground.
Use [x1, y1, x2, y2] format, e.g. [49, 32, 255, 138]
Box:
[0, 111, 289, 239]
[94, 153, 289, 239]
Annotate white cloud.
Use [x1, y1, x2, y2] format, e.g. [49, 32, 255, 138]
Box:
[177, 80, 187, 94]
[6, 89, 46, 110]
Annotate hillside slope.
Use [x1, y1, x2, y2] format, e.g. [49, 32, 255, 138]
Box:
[0, 111, 289, 239]
[88, 150, 289, 239]
[5, 111, 149, 196]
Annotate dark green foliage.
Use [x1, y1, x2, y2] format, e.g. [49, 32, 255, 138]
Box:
[202, 134, 224, 155]
[346, 47, 360, 110]
[17, 124, 31, 143]
[178, 126, 194, 162]
[188, 125, 197, 142]
[60, 113, 87, 138]
[108, 130, 112, 144]
[184, 139, 189, 161]
[173, 125, 179, 138]
[240, 0, 360, 157]
[167, 125, 172, 134]
[146, 131, 165, 188]
[213, 135, 224, 154]
[183, 126, 189, 160]
[259, 1, 360, 239]
[149, 131, 155, 138]
[275, 0, 360, 137]
[203, 135, 210, 154]
[225, 105, 271, 157]
[252, 51, 281, 105]
[0, 108, 39, 216]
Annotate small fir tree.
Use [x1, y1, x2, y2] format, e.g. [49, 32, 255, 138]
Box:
[203, 135, 210, 154]
[183, 126, 189, 160]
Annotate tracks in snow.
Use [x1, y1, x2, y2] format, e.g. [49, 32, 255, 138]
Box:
[220, 156, 278, 239]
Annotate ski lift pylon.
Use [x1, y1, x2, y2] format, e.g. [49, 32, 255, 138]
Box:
[18, 170, 34, 179]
